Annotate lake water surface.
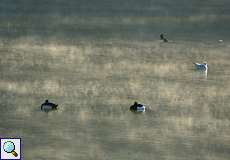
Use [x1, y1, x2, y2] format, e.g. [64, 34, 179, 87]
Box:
[0, 1, 230, 160]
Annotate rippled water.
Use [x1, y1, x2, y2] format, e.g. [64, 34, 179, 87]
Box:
[1, 40, 230, 160]
[1, 1, 230, 160]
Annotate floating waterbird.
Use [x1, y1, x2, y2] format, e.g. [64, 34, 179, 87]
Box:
[130, 101, 145, 112]
[41, 99, 58, 112]
[160, 34, 168, 42]
[193, 62, 208, 71]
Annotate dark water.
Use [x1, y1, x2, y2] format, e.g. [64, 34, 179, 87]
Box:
[1, 0, 230, 41]
[0, 1, 230, 160]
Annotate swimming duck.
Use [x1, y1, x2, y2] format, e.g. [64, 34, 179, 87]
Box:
[130, 101, 145, 112]
[160, 34, 168, 42]
[41, 100, 58, 112]
[193, 62, 208, 71]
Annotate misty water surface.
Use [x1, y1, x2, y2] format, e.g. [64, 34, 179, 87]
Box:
[0, 0, 230, 160]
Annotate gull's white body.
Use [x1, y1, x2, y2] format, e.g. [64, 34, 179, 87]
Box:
[194, 62, 208, 71]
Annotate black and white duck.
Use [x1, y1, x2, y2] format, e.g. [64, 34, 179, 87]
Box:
[41, 100, 58, 112]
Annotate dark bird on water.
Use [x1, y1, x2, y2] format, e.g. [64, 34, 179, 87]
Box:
[130, 101, 145, 112]
[41, 99, 58, 112]
[160, 34, 168, 42]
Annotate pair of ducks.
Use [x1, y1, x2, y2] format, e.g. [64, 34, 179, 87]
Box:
[41, 100, 146, 112]
[161, 34, 208, 71]
[41, 61, 206, 113]
[129, 62, 207, 112]
[129, 62, 207, 113]
[41, 62, 207, 113]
